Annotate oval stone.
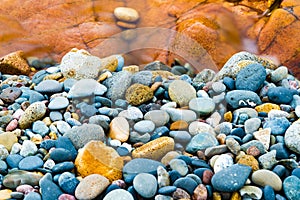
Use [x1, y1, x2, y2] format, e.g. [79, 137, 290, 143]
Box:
[109, 116, 130, 142]
[283, 175, 300, 200]
[144, 110, 170, 127]
[251, 169, 282, 191]
[133, 173, 157, 198]
[48, 97, 69, 110]
[114, 7, 139, 22]
[186, 133, 219, 153]
[168, 80, 196, 107]
[103, 189, 134, 200]
[189, 97, 215, 116]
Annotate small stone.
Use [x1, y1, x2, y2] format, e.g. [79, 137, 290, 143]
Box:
[60, 48, 101, 79]
[169, 130, 191, 144]
[32, 120, 49, 136]
[64, 124, 105, 149]
[58, 194, 76, 200]
[252, 169, 282, 191]
[157, 166, 170, 188]
[75, 141, 123, 182]
[67, 79, 107, 98]
[49, 111, 63, 121]
[18, 156, 43, 170]
[103, 189, 134, 200]
[0, 189, 12, 199]
[258, 150, 277, 169]
[118, 106, 143, 120]
[169, 158, 188, 176]
[133, 173, 157, 198]
[144, 110, 170, 127]
[284, 123, 300, 154]
[132, 137, 174, 160]
[225, 137, 240, 155]
[205, 145, 228, 157]
[39, 173, 63, 200]
[114, 7, 139, 22]
[0, 131, 17, 151]
[211, 164, 252, 192]
[34, 80, 63, 93]
[194, 69, 216, 83]
[125, 83, 153, 106]
[20, 140, 38, 157]
[263, 185, 275, 200]
[263, 117, 290, 135]
[52, 162, 75, 174]
[18, 102, 46, 129]
[244, 118, 261, 134]
[267, 87, 296, 104]
[224, 111, 232, 122]
[0, 87, 22, 103]
[50, 148, 73, 162]
[235, 63, 266, 91]
[213, 154, 234, 173]
[192, 184, 207, 200]
[186, 133, 219, 153]
[239, 186, 262, 199]
[188, 121, 216, 136]
[109, 116, 129, 142]
[0, 145, 9, 160]
[237, 155, 259, 171]
[161, 151, 180, 166]
[253, 128, 271, 150]
[255, 103, 280, 113]
[173, 177, 198, 195]
[189, 97, 215, 116]
[270, 66, 288, 83]
[172, 188, 191, 199]
[283, 175, 300, 200]
[168, 80, 196, 107]
[48, 97, 69, 110]
[3, 170, 42, 189]
[133, 120, 155, 134]
[75, 174, 109, 199]
[225, 90, 261, 109]
[164, 108, 197, 123]
[0, 50, 30, 75]
[212, 82, 226, 93]
[170, 120, 189, 130]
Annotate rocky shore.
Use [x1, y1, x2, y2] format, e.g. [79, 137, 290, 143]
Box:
[0, 49, 299, 200]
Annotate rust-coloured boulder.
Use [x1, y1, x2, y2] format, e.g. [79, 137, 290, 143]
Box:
[0, 0, 299, 77]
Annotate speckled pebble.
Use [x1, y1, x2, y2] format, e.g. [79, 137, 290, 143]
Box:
[169, 158, 188, 176]
[18, 102, 47, 129]
[252, 169, 282, 191]
[168, 80, 196, 107]
[284, 123, 300, 154]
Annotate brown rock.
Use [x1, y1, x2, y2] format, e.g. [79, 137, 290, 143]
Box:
[193, 184, 207, 200]
[0, 132, 18, 151]
[132, 136, 175, 160]
[75, 141, 123, 182]
[170, 120, 189, 130]
[125, 83, 153, 106]
[202, 169, 214, 185]
[173, 188, 191, 199]
[0, 51, 30, 75]
[237, 154, 259, 171]
[108, 116, 130, 142]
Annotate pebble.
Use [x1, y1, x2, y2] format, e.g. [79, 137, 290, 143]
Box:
[133, 173, 157, 198]
[225, 90, 262, 109]
[189, 97, 215, 116]
[0, 87, 22, 103]
[169, 158, 188, 176]
[114, 7, 139, 22]
[251, 169, 282, 191]
[32, 120, 49, 136]
[0, 131, 17, 151]
[52, 161, 75, 174]
[186, 132, 219, 153]
[48, 96, 69, 110]
[125, 83, 153, 106]
[267, 86, 296, 104]
[75, 174, 109, 199]
[18, 156, 43, 170]
[213, 154, 234, 173]
[24, 192, 41, 200]
[64, 124, 105, 149]
[283, 175, 300, 200]
[123, 158, 164, 178]
[50, 148, 73, 162]
[258, 150, 278, 169]
[103, 189, 134, 200]
[157, 165, 170, 188]
[144, 110, 170, 127]
[18, 102, 47, 129]
[34, 80, 63, 93]
[67, 78, 107, 98]
[284, 123, 300, 154]
[168, 80, 196, 107]
[3, 170, 42, 189]
[239, 185, 262, 199]
[164, 108, 197, 122]
[263, 117, 290, 135]
[235, 63, 266, 91]
[271, 66, 288, 83]
[109, 116, 130, 142]
[253, 128, 271, 150]
[244, 117, 261, 134]
[39, 173, 63, 200]
[133, 120, 155, 133]
[20, 140, 38, 157]
[211, 164, 252, 192]
[173, 177, 198, 195]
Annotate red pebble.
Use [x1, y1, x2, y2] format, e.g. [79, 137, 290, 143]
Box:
[6, 119, 18, 131]
[16, 184, 35, 194]
[202, 170, 214, 185]
[58, 194, 76, 200]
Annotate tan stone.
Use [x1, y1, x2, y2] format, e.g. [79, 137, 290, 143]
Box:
[0, 132, 18, 152]
[237, 154, 259, 172]
[0, 189, 12, 199]
[75, 140, 123, 182]
[125, 83, 153, 106]
[132, 136, 175, 160]
[0, 51, 30, 75]
[18, 102, 47, 129]
[253, 128, 271, 150]
[108, 116, 130, 142]
[161, 151, 181, 166]
[170, 120, 189, 130]
[192, 184, 207, 200]
[255, 103, 280, 113]
[169, 80, 196, 107]
[114, 7, 140, 23]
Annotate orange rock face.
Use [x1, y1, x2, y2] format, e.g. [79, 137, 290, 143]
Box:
[0, 0, 299, 77]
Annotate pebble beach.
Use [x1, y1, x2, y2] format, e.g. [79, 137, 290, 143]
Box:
[0, 46, 300, 200]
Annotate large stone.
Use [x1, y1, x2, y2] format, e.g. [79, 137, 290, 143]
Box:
[75, 140, 123, 182]
[0, 51, 30, 75]
[3, 170, 43, 189]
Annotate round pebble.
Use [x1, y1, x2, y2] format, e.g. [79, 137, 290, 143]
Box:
[189, 97, 215, 116]
[103, 189, 134, 200]
[48, 97, 69, 110]
[34, 80, 63, 93]
[133, 173, 157, 198]
[133, 120, 155, 133]
[18, 156, 43, 170]
[114, 7, 140, 22]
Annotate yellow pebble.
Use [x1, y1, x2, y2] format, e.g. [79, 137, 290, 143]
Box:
[49, 131, 58, 140]
[230, 191, 242, 200]
[72, 113, 80, 121]
[30, 67, 36, 72]
[122, 65, 139, 73]
[224, 111, 232, 122]
[255, 103, 280, 113]
[43, 117, 52, 126]
[0, 189, 12, 199]
[213, 192, 222, 200]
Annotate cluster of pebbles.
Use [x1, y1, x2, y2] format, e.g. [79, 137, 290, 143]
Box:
[0, 48, 300, 200]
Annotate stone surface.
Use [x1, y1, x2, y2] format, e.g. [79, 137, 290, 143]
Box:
[0, 131, 18, 151]
[75, 140, 123, 182]
[114, 7, 140, 22]
[283, 175, 300, 200]
[18, 102, 46, 129]
[189, 97, 215, 116]
[75, 174, 109, 199]
[225, 90, 262, 109]
[144, 110, 170, 127]
[3, 170, 43, 189]
[252, 169, 282, 191]
[0, 51, 30, 75]
[103, 189, 134, 200]
[108, 116, 130, 142]
[186, 132, 218, 153]
[125, 83, 153, 106]
[169, 80, 196, 107]
[133, 173, 157, 198]
[67, 78, 107, 98]
[284, 123, 300, 154]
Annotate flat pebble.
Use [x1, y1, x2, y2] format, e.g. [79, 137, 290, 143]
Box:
[270, 66, 288, 82]
[211, 164, 252, 192]
[109, 116, 129, 142]
[173, 177, 198, 195]
[213, 154, 234, 173]
[186, 132, 218, 153]
[252, 169, 282, 191]
[68, 79, 107, 98]
[144, 110, 170, 127]
[263, 117, 290, 135]
[32, 120, 49, 136]
[0, 87, 22, 103]
[75, 174, 109, 199]
[52, 161, 75, 174]
[20, 140, 38, 157]
[244, 118, 261, 134]
[133, 120, 155, 133]
[34, 80, 63, 93]
[114, 7, 140, 22]
[169, 158, 188, 176]
[18, 156, 43, 170]
[48, 97, 69, 110]
[189, 97, 215, 116]
[103, 189, 134, 200]
[39, 173, 63, 200]
[225, 90, 261, 109]
[123, 158, 164, 178]
[24, 192, 41, 200]
[267, 87, 296, 104]
[133, 173, 157, 198]
[164, 108, 197, 123]
[50, 148, 73, 162]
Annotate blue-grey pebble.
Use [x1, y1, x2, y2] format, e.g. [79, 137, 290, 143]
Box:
[133, 120, 155, 134]
[39, 173, 63, 200]
[225, 90, 262, 109]
[24, 192, 42, 200]
[230, 127, 246, 138]
[0, 160, 7, 173]
[6, 154, 24, 168]
[176, 155, 192, 165]
[132, 71, 153, 86]
[117, 146, 130, 156]
[292, 168, 300, 179]
[10, 192, 24, 199]
[31, 70, 48, 84]
[169, 159, 188, 176]
[263, 117, 290, 135]
[223, 77, 235, 90]
[18, 156, 43, 171]
[95, 96, 112, 107]
[63, 78, 77, 92]
[50, 148, 74, 162]
[267, 87, 296, 104]
[186, 132, 219, 153]
[133, 173, 157, 198]
[49, 111, 63, 121]
[34, 80, 63, 93]
[263, 185, 275, 200]
[48, 96, 69, 110]
[191, 159, 211, 169]
[189, 97, 215, 116]
[241, 140, 267, 154]
[123, 158, 164, 179]
[168, 170, 182, 184]
[55, 136, 77, 160]
[272, 165, 287, 178]
[283, 175, 300, 200]
[40, 139, 56, 150]
[80, 103, 98, 117]
[158, 186, 177, 195]
[104, 184, 121, 195]
[58, 172, 79, 195]
[235, 63, 266, 91]
[173, 177, 198, 195]
[169, 131, 191, 144]
[32, 120, 49, 136]
[270, 143, 290, 159]
[52, 162, 75, 174]
[211, 164, 252, 192]
[114, 99, 128, 109]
